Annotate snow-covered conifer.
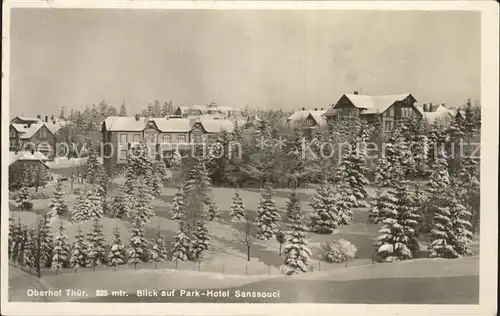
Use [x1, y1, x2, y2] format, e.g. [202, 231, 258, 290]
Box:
[150, 228, 168, 267]
[308, 180, 339, 234]
[127, 216, 149, 268]
[109, 187, 133, 219]
[171, 222, 191, 263]
[280, 208, 311, 275]
[336, 144, 369, 207]
[335, 181, 357, 225]
[428, 187, 473, 258]
[39, 213, 54, 268]
[375, 180, 420, 262]
[87, 187, 104, 219]
[170, 149, 182, 168]
[85, 147, 100, 184]
[206, 200, 219, 221]
[368, 188, 385, 224]
[52, 221, 70, 273]
[134, 177, 154, 224]
[86, 218, 107, 269]
[23, 228, 37, 270]
[255, 184, 281, 240]
[15, 224, 28, 265]
[49, 178, 68, 217]
[155, 160, 170, 185]
[72, 194, 91, 223]
[108, 226, 125, 269]
[10, 218, 23, 262]
[16, 174, 33, 211]
[229, 190, 246, 222]
[426, 153, 450, 196]
[70, 226, 88, 268]
[374, 157, 392, 187]
[171, 186, 185, 221]
[191, 220, 210, 261]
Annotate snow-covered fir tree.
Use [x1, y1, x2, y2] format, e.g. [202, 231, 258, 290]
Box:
[426, 153, 451, 196]
[109, 187, 133, 219]
[428, 187, 473, 258]
[150, 228, 169, 267]
[127, 216, 149, 268]
[280, 198, 311, 275]
[16, 174, 33, 211]
[8, 217, 15, 260]
[39, 213, 54, 268]
[171, 222, 192, 262]
[374, 156, 392, 187]
[426, 120, 445, 165]
[49, 178, 68, 217]
[286, 190, 302, 225]
[457, 156, 480, 233]
[206, 201, 219, 221]
[23, 228, 37, 270]
[86, 187, 104, 219]
[336, 141, 369, 208]
[169, 149, 182, 168]
[70, 226, 88, 268]
[86, 218, 107, 269]
[183, 159, 212, 205]
[191, 219, 210, 261]
[15, 224, 28, 265]
[368, 188, 385, 224]
[255, 184, 281, 240]
[108, 226, 125, 269]
[155, 160, 170, 185]
[171, 186, 185, 221]
[375, 180, 421, 262]
[287, 128, 307, 188]
[85, 147, 100, 184]
[9, 218, 23, 262]
[382, 128, 409, 183]
[308, 180, 339, 234]
[335, 181, 357, 225]
[52, 221, 70, 273]
[150, 173, 163, 197]
[134, 177, 155, 224]
[72, 194, 91, 223]
[229, 190, 246, 222]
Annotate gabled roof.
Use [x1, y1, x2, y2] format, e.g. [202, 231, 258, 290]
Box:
[103, 116, 150, 132]
[422, 105, 456, 124]
[287, 110, 326, 123]
[9, 151, 50, 167]
[45, 122, 64, 134]
[330, 93, 415, 115]
[198, 119, 234, 133]
[11, 123, 46, 139]
[153, 118, 192, 133]
[11, 116, 40, 123]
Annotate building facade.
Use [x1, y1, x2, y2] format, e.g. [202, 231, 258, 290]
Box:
[324, 92, 422, 131]
[102, 115, 235, 165]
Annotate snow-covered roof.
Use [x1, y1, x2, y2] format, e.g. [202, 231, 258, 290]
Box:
[9, 151, 50, 167]
[422, 105, 456, 124]
[199, 119, 234, 133]
[153, 118, 192, 133]
[327, 93, 414, 115]
[287, 110, 326, 125]
[45, 122, 64, 134]
[11, 123, 46, 139]
[103, 116, 150, 131]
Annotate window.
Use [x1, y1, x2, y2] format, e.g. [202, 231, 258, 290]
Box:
[306, 119, 315, 125]
[119, 149, 128, 161]
[401, 108, 412, 118]
[177, 135, 186, 143]
[133, 134, 141, 142]
[206, 134, 214, 142]
[145, 133, 155, 143]
[119, 134, 128, 144]
[193, 135, 202, 143]
[10, 139, 16, 147]
[387, 107, 394, 117]
[9, 129, 16, 138]
[162, 134, 171, 143]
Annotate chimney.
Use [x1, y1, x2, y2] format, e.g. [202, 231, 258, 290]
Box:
[45, 116, 48, 122]
[354, 91, 359, 95]
[135, 114, 140, 121]
[441, 103, 446, 108]
[36, 115, 41, 119]
[314, 108, 318, 111]
[302, 107, 306, 111]
[429, 102, 433, 111]
[423, 104, 427, 112]
[321, 108, 324, 110]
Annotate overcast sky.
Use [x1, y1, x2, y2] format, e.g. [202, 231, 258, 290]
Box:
[9, 9, 480, 117]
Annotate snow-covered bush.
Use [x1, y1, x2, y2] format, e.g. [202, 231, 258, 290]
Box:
[321, 239, 358, 263]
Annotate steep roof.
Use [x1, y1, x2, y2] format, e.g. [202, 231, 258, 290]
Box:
[199, 119, 234, 133]
[153, 118, 193, 133]
[287, 110, 326, 123]
[328, 93, 414, 115]
[9, 151, 50, 167]
[103, 116, 150, 131]
[422, 105, 456, 124]
[11, 123, 46, 139]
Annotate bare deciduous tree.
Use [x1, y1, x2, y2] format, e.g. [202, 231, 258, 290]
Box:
[236, 215, 255, 262]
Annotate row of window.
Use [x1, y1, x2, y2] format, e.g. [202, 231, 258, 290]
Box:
[118, 133, 215, 144]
